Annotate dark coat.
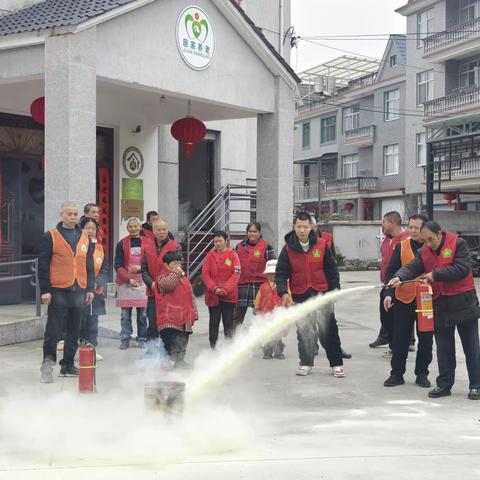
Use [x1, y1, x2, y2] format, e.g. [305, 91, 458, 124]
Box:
[394, 234, 480, 327]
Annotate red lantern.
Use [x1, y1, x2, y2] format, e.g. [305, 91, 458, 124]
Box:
[443, 192, 456, 206]
[171, 116, 207, 159]
[30, 97, 45, 125]
[344, 202, 355, 213]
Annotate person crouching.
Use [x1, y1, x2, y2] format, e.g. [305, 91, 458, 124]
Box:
[254, 260, 291, 360]
[155, 252, 198, 368]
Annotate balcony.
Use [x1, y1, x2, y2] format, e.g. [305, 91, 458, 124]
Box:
[423, 158, 480, 183]
[294, 178, 319, 203]
[347, 73, 376, 90]
[344, 125, 376, 147]
[320, 177, 377, 196]
[423, 17, 480, 62]
[424, 86, 480, 118]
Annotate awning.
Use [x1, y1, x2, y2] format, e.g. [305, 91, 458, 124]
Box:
[294, 152, 337, 165]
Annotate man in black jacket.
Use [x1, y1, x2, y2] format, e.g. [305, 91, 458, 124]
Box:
[276, 212, 345, 377]
[389, 221, 480, 400]
[38, 202, 95, 383]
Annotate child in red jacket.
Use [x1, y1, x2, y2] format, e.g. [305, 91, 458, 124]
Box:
[255, 260, 291, 359]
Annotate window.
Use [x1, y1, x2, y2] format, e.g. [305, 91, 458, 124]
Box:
[416, 132, 426, 167]
[460, 0, 480, 23]
[384, 89, 400, 121]
[302, 122, 310, 149]
[342, 154, 359, 178]
[343, 105, 359, 131]
[417, 70, 434, 106]
[383, 144, 399, 175]
[417, 9, 434, 48]
[390, 55, 397, 67]
[459, 59, 480, 88]
[320, 115, 336, 144]
[303, 164, 311, 184]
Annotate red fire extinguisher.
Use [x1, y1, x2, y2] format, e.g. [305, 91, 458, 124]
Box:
[415, 283, 434, 332]
[79, 343, 96, 393]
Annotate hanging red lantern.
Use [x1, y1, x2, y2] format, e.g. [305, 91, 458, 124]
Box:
[344, 202, 355, 213]
[443, 192, 456, 206]
[171, 116, 207, 159]
[30, 97, 45, 125]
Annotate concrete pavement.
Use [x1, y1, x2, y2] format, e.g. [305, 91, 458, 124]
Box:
[1, 271, 480, 480]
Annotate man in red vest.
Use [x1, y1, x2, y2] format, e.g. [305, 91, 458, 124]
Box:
[389, 221, 480, 400]
[38, 202, 95, 383]
[276, 212, 345, 377]
[369, 211, 410, 351]
[141, 219, 181, 355]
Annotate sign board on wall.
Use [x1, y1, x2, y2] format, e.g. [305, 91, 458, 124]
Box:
[122, 146, 144, 178]
[121, 178, 144, 220]
[176, 6, 215, 71]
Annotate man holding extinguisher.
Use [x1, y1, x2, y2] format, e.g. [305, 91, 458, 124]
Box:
[382, 214, 433, 388]
[389, 221, 480, 400]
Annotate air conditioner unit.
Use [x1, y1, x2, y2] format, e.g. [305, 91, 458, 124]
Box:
[313, 75, 327, 93]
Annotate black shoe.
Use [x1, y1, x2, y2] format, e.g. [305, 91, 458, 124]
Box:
[428, 386, 451, 398]
[263, 353, 273, 359]
[274, 352, 286, 360]
[174, 360, 192, 370]
[40, 361, 54, 383]
[59, 365, 79, 377]
[369, 337, 389, 348]
[468, 388, 480, 400]
[415, 374, 431, 388]
[341, 349, 352, 359]
[119, 341, 129, 350]
[384, 374, 405, 387]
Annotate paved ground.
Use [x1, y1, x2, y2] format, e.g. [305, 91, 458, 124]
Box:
[1, 271, 480, 480]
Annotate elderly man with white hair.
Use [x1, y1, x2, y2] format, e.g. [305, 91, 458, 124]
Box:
[38, 202, 95, 383]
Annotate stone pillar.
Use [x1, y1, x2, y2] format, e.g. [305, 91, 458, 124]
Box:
[44, 29, 97, 229]
[256, 77, 295, 253]
[357, 197, 365, 221]
[158, 125, 179, 236]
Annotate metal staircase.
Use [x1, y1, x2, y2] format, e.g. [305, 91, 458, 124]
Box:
[182, 184, 256, 279]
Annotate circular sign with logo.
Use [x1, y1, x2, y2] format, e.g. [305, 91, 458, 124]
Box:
[122, 146, 144, 178]
[176, 6, 215, 71]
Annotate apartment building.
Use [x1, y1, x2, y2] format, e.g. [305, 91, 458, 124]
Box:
[294, 36, 410, 221]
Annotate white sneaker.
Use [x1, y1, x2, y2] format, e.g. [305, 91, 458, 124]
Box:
[296, 365, 313, 376]
[332, 366, 345, 378]
[95, 352, 103, 361]
[57, 340, 64, 351]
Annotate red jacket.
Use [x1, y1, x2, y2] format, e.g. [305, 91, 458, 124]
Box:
[421, 232, 476, 299]
[236, 239, 268, 285]
[380, 230, 410, 282]
[286, 237, 329, 295]
[256, 281, 283, 313]
[202, 248, 241, 306]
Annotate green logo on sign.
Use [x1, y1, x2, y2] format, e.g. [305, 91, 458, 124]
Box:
[225, 258, 232, 266]
[442, 248, 452, 259]
[185, 12, 209, 43]
[253, 250, 261, 257]
[312, 249, 322, 258]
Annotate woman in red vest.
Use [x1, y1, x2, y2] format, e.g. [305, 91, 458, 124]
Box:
[389, 220, 480, 400]
[114, 217, 148, 350]
[233, 222, 275, 331]
[79, 217, 109, 360]
[202, 230, 241, 349]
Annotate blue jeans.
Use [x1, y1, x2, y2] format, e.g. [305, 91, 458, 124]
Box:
[120, 307, 147, 342]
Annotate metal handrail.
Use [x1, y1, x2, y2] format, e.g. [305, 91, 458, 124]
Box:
[0, 258, 41, 316]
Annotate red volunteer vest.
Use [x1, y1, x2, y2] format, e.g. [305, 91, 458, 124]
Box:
[286, 237, 329, 295]
[155, 276, 196, 328]
[93, 242, 105, 295]
[115, 236, 145, 286]
[380, 230, 410, 282]
[421, 232, 476, 299]
[144, 238, 181, 297]
[319, 231, 333, 249]
[257, 281, 282, 313]
[142, 227, 155, 240]
[237, 239, 268, 284]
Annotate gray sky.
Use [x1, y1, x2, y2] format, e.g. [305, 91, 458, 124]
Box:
[291, 0, 407, 72]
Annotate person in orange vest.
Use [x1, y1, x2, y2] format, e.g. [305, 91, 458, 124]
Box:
[79, 217, 109, 361]
[389, 221, 480, 400]
[202, 230, 241, 349]
[38, 202, 95, 383]
[140, 210, 159, 240]
[155, 251, 198, 368]
[382, 214, 433, 388]
[275, 212, 345, 377]
[141, 219, 181, 356]
[254, 259, 291, 359]
[233, 222, 275, 331]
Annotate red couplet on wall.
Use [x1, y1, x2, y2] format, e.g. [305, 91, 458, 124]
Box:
[98, 167, 110, 259]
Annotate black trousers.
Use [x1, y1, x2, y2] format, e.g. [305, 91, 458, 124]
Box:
[263, 338, 285, 357]
[80, 311, 99, 347]
[146, 296, 159, 341]
[208, 302, 235, 349]
[434, 318, 480, 390]
[390, 300, 433, 377]
[233, 306, 248, 329]
[379, 289, 394, 346]
[159, 328, 189, 363]
[43, 290, 85, 367]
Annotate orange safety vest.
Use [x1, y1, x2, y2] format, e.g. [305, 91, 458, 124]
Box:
[49, 228, 89, 289]
[93, 242, 105, 295]
[395, 238, 419, 304]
